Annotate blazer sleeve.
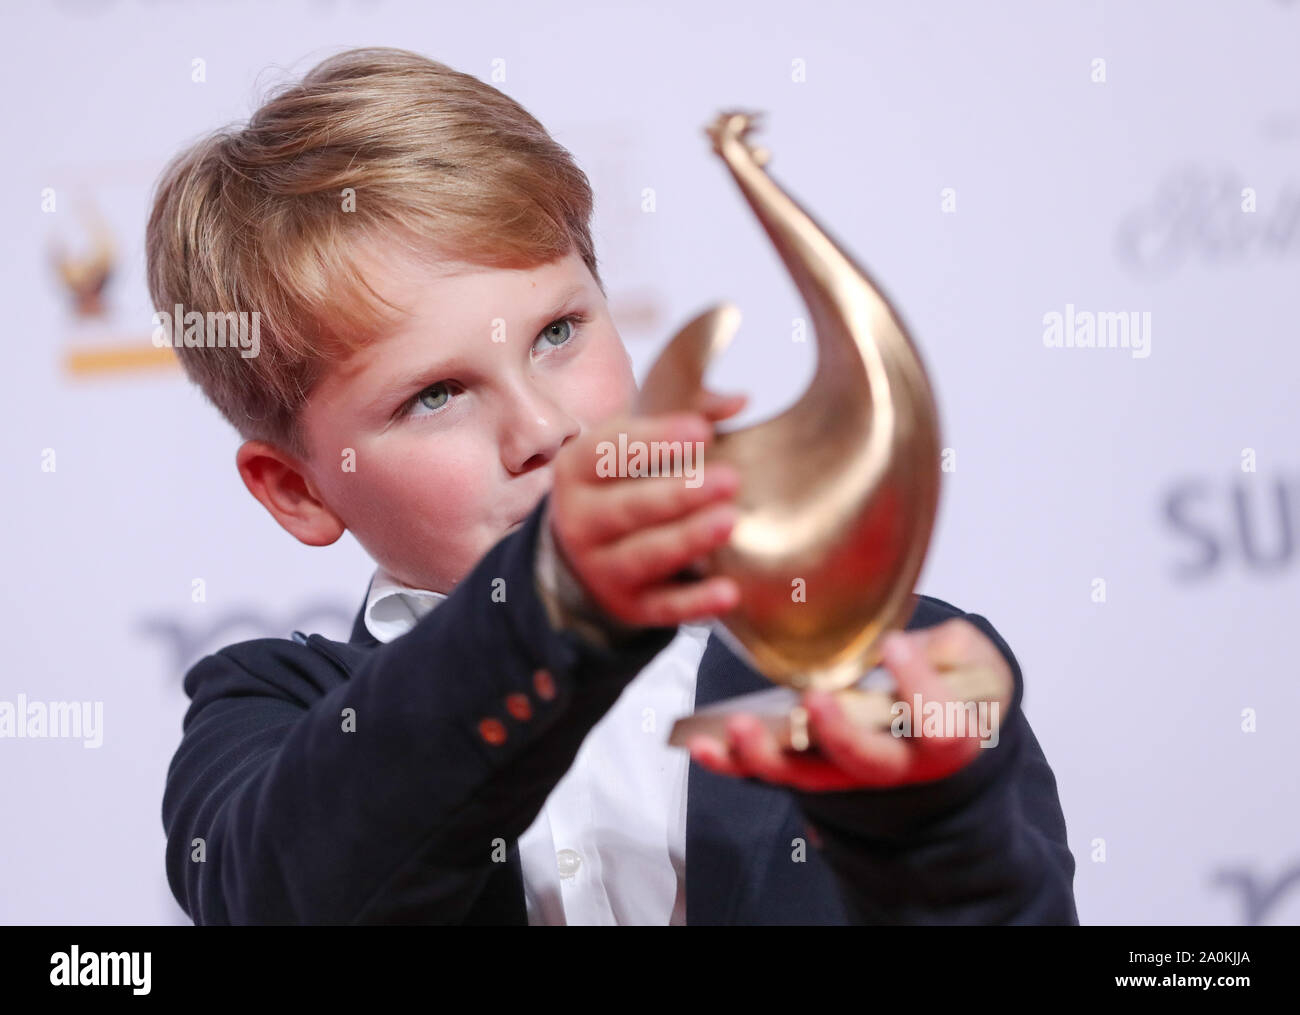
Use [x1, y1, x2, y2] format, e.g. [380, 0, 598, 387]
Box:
[793, 608, 1079, 925]
[161, 494, 678, 925]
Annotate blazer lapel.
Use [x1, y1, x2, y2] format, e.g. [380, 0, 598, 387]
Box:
[685, 631, 798, 924]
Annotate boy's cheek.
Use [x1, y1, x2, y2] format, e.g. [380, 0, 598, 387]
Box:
[569, 333, 637, 423]
[350, 456, 497, 555]
[348, 496, 482, 593]
[357, 466, 483, 536]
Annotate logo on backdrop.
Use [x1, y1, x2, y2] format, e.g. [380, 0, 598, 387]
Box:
[1161, 473, 1296, 580]
[138, 603, 355, 674]
[1116, 167, 1300, 275]
[1214, 860, 1300, 925]
[45, 191, 179, 378]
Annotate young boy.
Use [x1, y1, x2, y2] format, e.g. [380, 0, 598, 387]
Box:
[153, 46, 1078, 925]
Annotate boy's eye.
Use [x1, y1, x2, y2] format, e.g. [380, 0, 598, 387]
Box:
[534, 315, 579, 352]
[405, 379, 457, 418]
[415, 383, 450, 413]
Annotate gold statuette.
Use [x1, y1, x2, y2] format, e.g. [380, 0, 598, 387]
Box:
[636, 111, 1000, 752]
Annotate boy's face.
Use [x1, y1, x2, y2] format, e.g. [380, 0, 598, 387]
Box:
[296, 247, 637, 594]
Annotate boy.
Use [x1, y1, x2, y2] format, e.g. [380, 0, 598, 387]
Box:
[153, 46, 1078, 925]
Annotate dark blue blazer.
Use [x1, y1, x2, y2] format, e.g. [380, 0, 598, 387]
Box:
[161, 494, 1079, 925]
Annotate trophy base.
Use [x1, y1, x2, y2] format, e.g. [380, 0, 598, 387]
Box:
[668, 663, 1005, 753]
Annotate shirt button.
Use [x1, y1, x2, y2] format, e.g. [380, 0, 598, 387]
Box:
[533, 669, 557, 701]
[556, 848, 582, 879]
[478, 718, 507, 746]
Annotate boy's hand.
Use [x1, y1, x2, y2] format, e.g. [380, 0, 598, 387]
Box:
[547, 391, 748, 629]
[686, 619, 1014, 791]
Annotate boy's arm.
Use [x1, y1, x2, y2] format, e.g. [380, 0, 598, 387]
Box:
[793, 613, 1079, 925]
[161, 494, 677, 925]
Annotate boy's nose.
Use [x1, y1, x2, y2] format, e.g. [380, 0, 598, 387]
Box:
[501, 409, 580, 475]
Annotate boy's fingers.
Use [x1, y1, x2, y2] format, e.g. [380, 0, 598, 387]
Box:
[879, 632, 990, 758]
[623, 574, 740, 627]
[695, 389, 748, 423]
[904, 618, 995, 670]
[723, 715, 868, 791]
[587, 499, 739, 589]
[803, 691, 914, 784]
[563, 464, 741, 547]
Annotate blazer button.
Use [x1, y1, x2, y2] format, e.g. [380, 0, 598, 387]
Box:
[478, 718, 507, 746]
[506, 693, 532, 721]
[533, 669, 556, 701]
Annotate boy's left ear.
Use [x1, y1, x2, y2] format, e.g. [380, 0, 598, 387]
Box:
[235, 440, 346, 547]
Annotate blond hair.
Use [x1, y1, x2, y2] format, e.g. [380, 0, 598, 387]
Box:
[146, 46, 602, 457]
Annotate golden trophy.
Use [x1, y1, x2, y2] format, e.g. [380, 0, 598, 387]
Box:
[640, 111, 1002, 753]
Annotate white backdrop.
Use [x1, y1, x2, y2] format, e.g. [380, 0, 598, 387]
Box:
[1, 0, 1296, 925]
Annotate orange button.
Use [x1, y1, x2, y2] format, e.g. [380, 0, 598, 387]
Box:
[533, 669, 556, 701]
[478, 718, 507, 745]
[506, 693, 532, 721]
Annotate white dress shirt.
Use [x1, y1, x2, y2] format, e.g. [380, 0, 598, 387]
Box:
[361, 564, 710, 925]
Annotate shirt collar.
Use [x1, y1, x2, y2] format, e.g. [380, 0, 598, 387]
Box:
[363, 564, 448, 644]
[362, 563, 715, 647]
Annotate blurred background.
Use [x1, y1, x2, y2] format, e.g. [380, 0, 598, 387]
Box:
[1, 0, 1295, 924]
